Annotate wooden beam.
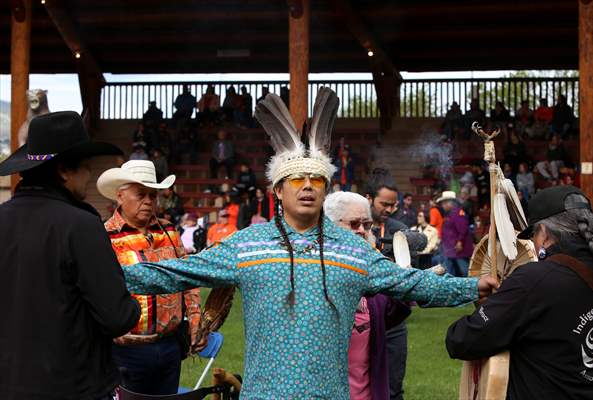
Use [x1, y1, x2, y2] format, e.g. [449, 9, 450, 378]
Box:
[44, 2, 102, 78]
[580, 0, 593, 199]
[10, 0, 32, 192]
[288, 0, 310, 130]
[44, 1, 105, 129]
[328, 0, 396, 131]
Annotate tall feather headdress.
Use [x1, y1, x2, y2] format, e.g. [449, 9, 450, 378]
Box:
[255, 87, 339, 186]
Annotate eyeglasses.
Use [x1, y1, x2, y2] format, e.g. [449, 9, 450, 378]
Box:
[285, 173, 327, 189]
[340, 218, 373, 231]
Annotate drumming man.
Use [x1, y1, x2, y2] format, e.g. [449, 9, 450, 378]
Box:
[122, 89, 498, 399]
[446, 186, 593, 399]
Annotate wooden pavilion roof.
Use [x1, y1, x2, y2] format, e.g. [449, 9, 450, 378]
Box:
[1, 0, 578, 74]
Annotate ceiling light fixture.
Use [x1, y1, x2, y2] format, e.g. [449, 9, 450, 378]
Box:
[367, 49, 374, 57]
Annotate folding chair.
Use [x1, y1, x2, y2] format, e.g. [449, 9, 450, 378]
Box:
[117, 333, 233, 400]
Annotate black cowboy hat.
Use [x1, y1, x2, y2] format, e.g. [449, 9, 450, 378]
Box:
[0, 111, 122, 176]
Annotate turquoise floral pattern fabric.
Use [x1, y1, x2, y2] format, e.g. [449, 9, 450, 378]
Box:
[124, 217, 478, 399]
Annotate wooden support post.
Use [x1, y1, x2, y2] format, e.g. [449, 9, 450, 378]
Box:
[580, 0, 593, 199]
[288, 0, 310, 129]
[371, 65, 399, 132]
[77, 65, 105, 133]
[10, 0, 32, 192]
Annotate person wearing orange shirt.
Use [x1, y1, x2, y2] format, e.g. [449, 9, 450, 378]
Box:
[97, 160, 205, 395]
[207, 209, 238, 246]
[429, 198, 444, 238]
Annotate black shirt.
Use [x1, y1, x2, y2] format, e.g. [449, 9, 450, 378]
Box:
[446, 242, 593, 399]
[0, 184, 140, 400]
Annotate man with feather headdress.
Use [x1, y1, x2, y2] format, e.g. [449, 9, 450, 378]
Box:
[120, 88, 497, 399]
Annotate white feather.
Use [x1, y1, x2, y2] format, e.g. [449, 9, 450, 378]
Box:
[494, 192, 518, 260]
[499, 178, 528, 230]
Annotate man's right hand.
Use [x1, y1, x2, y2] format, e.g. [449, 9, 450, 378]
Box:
[477, 276, 499, 303]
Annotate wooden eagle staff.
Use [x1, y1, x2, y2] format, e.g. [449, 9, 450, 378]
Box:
[458, 123, 536, 400]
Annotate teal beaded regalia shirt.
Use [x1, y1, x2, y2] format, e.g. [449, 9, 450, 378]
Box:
[123, 217, 479, 399]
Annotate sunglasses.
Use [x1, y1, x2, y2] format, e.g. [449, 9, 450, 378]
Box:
[340, 218, 373, 231]
[285, 174, 327, 189]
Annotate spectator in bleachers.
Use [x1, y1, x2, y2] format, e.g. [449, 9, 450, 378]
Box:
[514, 100, 533, 137]
[129, 143, 148, 161]
[472, 215, 488, 243]
[393, 192, 417, 228]
[256, 86, 270, 104]
[157, 123, 171, 158]
[503, 162, 516, 184]
[222, 87, 241, 124]
[490, 101, 511, 130]
[503, 128, 527, 173]
[464, 98, 486, 137]
[207, 209, 237, 246]
[225, 189, 250, 230]
[516, 162, 535, 200]
[535, 135, 567, 183]
[249, 187, 270, 224]
[472, 160, 490, 210]
[442, 102, 465, 140]
[173, 84, 196, 130]
[177, 123, 199, 164]
[529, 98, 553, 139]
[334, 143, 355, 191]
[152, 149, 169, 182]
[196, 85, 221, 127]
[459, 169, 475, 195]
[180, 212, 200, 254]
[235, 161, 257, 198]
[411, 210, 440, 269]
[280, 86, 290, 108]
[438, 191, 473, 277]
[551, 94, 575, 139]
[429, 197, 444, 238]
[459, 187, 475, 224]
[159, 187, 184, 224]
[143, 101, 163, 149]
[209, 129, 235, 179]
[132, 122, 150, 151]
[238, 86, 254, 128]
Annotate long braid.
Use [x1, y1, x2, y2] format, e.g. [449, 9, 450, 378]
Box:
[318, 209, 339, 317]
[274, 196, 296, 305]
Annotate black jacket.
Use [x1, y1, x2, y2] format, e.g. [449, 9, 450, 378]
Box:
[0, 183, 140, 400]
[446, 241, 593, 399]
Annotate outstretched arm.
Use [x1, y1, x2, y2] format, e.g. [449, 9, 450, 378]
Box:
[123, 234, 240, 295]
[365, 250, 495, 307]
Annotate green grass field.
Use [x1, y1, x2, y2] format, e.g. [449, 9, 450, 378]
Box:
[181, 289, 473, 399]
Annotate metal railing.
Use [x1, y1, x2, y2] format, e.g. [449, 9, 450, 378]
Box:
[399, 77, 579, 118]
[100, 77, 579, 120]
[100, 80, 378, 120]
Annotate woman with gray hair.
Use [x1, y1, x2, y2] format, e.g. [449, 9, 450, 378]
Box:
[324, 191, 375, 245]
[446, 185, 593, 399]
[324, 191, 409, 400]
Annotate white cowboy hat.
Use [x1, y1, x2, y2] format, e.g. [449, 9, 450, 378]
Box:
[97, 160, 176, 201]
[436, 190, 457, 203]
